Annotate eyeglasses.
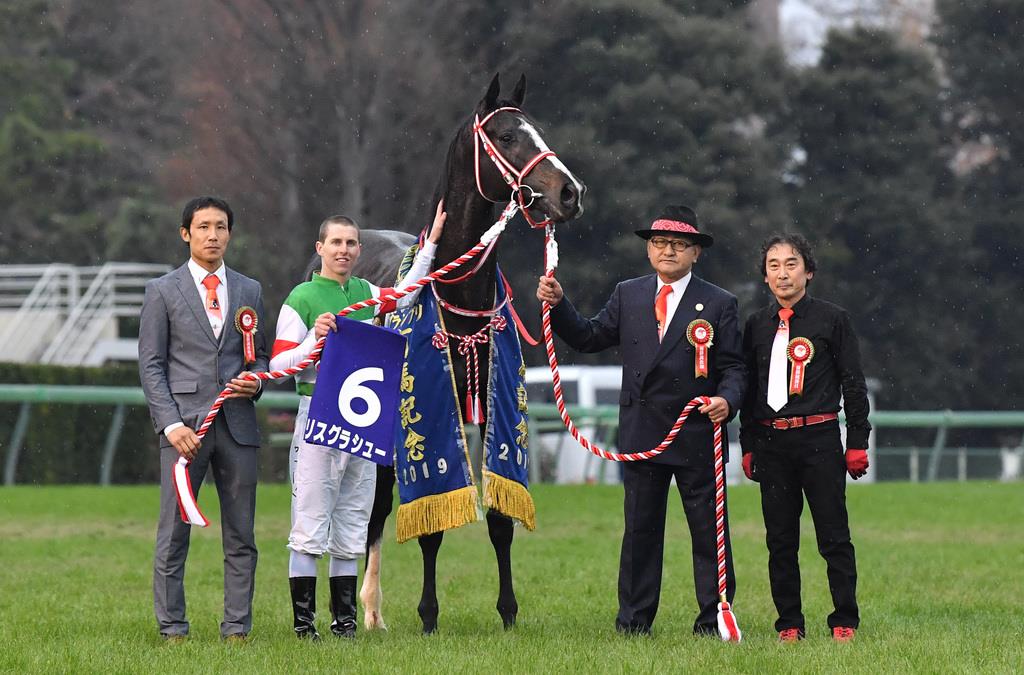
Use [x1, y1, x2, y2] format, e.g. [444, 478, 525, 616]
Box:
[648, 237, 695, 253]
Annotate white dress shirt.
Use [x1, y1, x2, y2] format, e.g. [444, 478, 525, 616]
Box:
[656, 271, 692, 338]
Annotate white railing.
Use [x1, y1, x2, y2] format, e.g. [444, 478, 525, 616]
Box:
[0, 265, 79, 363]
[39, 263, 169, 366]
[0, 263, 168, 366]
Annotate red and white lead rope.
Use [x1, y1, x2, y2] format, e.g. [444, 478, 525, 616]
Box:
[539, 223, 741, 642]
[174, 200, 521, 528]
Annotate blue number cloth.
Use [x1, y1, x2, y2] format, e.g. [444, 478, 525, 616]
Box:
[305, 319, 406, 466]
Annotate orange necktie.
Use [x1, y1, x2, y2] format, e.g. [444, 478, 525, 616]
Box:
[655, 285, 672, 341]
[202, 274, 222, 321]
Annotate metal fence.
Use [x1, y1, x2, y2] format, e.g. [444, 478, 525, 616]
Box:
[1, 384, 1022, 485]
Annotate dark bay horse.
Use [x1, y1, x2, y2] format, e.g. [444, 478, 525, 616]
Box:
[357, 73, 585, 634]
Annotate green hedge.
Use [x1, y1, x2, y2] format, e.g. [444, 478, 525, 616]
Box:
[0, 363, 291, 485]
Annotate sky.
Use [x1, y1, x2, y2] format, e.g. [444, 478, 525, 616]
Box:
[779, 0, 830, 65]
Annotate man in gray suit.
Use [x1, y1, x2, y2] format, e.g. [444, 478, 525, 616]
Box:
[139, 196, 269, 642]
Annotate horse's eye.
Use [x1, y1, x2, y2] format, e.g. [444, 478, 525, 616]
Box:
[499, 133, 515, 144]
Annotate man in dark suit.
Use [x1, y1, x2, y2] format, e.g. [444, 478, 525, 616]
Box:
[139, 196, 269, 642]
[536, 205, 745, 636]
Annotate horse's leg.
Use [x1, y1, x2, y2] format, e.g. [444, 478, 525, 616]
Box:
[361, 464, 395, 631]
[417, 531, 444, 634]
[487, 509, 518, 629]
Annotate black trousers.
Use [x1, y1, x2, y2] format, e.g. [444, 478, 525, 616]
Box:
[756, 422, 859, 632]
[616, 460, 735, 634]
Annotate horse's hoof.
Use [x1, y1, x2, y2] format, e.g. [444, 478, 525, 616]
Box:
[363, 610, 388, 632]
[418, 602, 438, 635]
[497, 601, 518, 630]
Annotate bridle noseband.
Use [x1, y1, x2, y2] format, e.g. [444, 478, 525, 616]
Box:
[430, 106, 553, 375]
[473, 106, 557, 229]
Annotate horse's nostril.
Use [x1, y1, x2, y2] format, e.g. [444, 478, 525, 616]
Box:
[560, 183, 578, 207]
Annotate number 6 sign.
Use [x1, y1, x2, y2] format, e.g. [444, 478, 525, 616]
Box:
[305, 319, 407, 466]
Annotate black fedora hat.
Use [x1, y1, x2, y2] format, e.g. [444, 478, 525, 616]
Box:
[634, 205, 714, 248]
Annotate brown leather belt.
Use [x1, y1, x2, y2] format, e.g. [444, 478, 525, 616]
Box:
[757, 413, 838, 430]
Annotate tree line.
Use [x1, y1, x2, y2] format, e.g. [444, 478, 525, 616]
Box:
[1, 0, 1020, 412]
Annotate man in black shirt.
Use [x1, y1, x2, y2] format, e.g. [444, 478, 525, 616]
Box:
[740, 233, 870, 643]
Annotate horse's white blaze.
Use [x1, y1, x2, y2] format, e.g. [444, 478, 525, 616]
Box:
[517, 118, 585, 196]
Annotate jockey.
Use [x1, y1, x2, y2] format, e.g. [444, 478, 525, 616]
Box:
[269, 202, 445, 639]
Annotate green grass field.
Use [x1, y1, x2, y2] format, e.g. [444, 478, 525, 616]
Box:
[0, 482, 1021, 673]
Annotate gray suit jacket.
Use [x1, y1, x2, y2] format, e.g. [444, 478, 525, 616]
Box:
[138, 262, 269, 448]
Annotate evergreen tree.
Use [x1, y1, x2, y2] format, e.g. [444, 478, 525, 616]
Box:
[501, 0, 791, 344]
[0, 0, 176, 265]
[789, 26, 978, 408]
[934, 0, 1024, 410]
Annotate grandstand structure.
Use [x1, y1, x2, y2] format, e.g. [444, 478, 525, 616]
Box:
[0, 263, 169, 366]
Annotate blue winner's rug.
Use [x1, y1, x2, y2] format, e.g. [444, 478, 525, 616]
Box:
[387, 249, 535, 543]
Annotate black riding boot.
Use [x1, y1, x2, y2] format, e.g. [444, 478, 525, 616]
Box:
[289, 576, 320, 640]
[329, 576, 358, 638]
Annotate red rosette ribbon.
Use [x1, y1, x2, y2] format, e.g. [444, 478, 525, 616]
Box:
[686, 319, 715, 378]
[234, 307, 258, 365]
[786, 337, 815, 396]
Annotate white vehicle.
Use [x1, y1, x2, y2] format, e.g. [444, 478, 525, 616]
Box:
[525, 367, 878, 485]
[524, 366, 623, 484]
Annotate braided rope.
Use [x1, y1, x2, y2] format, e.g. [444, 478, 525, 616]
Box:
[191, 200, 519, 444]
[432, 315, 507, 423]
[539, 224, 712, 462]
[174, 200, 520, 526]
[539, 222, 736, 628]
[713, 421, 728, 601]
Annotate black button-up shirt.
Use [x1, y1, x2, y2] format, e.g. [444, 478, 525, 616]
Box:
[739, 294, 871, 450]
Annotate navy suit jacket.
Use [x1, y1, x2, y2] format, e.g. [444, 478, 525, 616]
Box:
[550, 274, 746, 466]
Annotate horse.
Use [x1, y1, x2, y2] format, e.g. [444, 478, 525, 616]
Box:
[355, 73, 585, 635]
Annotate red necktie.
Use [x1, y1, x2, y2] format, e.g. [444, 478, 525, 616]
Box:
[655, 285, 672, 341]
[202, 274, 222, 321]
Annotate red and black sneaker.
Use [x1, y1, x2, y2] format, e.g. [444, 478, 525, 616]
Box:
[778, 628, 804, 642]
[832, 626, 856, 642]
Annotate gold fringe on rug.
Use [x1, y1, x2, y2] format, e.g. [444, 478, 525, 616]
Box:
[396, 486, 480, 543]
[483, 470, 536, 531]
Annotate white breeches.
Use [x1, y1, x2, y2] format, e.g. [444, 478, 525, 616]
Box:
[288, 397, 377, 559]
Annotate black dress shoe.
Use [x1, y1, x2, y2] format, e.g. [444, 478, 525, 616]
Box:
[616, 622, 652, 636]
[694, 623, 719, 637]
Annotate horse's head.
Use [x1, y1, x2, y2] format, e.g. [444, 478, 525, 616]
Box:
[473, 74, 585, 226]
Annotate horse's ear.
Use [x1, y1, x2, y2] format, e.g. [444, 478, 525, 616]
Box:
[477, 73, 501, 114]
[511, 73, 527, 107]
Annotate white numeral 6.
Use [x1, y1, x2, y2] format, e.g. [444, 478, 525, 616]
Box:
[338, 367, 383, 427]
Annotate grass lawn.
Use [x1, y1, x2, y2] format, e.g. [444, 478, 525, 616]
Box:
[0, 481, 1021, 673]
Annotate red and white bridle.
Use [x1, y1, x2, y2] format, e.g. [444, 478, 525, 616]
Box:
[473, 106, 557, 229]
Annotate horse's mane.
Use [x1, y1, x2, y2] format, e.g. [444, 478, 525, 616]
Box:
[426, 98, 533, 236]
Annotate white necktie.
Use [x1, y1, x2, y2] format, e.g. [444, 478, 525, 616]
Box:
[767, 308, 794, 412]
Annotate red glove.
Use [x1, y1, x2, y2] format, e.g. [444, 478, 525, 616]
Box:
[845, 449, 869, 480]
[742, 453, 755, 481]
